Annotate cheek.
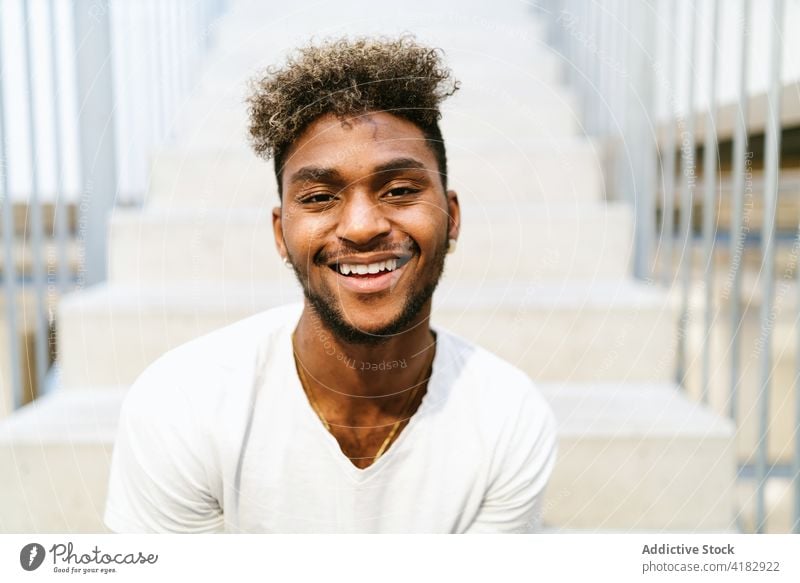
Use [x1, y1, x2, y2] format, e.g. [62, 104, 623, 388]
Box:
[399, 207, 448, 248]
[284, 214, 334, 256]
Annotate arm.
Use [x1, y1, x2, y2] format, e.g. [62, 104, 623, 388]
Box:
[104, 358, 224, 533]
[465, 390, 558, 534]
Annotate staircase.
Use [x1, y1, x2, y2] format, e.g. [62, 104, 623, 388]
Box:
[0, 0, 737, 532]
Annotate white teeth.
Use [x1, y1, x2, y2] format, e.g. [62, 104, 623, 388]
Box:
[337, 258, 401, 275]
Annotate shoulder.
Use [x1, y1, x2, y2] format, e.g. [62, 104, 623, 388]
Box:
[122, 302, 302, 419]
[436, 327, 550, 409]
[435, 328, 557, 456]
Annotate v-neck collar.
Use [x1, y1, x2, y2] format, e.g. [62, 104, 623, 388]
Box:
[281, 317, 444, 484]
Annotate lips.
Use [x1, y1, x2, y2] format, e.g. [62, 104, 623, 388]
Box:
[326, 254, 414, 294]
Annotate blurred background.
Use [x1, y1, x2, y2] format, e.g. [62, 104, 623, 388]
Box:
[0, 0, 798, 533]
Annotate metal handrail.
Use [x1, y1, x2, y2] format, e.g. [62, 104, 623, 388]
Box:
[544, 0, 794, 533]
[0, 0, 227, 410]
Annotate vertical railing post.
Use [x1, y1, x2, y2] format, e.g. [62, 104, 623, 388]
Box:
[701, 0, 720, 404]
[754, 0, 785, 535]
[729, 0, 751, 423]
[676, 0, 698, 384]
[72, 0, 117, 286]
[0, 1, 23, 410]
[625, 0, 656, 280]
[660, 0, 679, 285]
[48, 0, 70, 295]
[21, 0, 50, 395]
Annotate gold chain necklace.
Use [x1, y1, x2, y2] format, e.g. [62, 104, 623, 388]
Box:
[291, 332, 433, 462]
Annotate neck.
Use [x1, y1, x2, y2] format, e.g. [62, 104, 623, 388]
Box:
[293, 301, 436, 405]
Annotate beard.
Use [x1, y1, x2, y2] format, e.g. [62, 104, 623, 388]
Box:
[290, 233, 448, 346]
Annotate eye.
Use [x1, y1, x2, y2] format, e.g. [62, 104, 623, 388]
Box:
[384, 186, 419, 198]
[301, 193, 337, 205]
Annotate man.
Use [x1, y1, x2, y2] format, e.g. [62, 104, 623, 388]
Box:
[104, 36, 557, 533]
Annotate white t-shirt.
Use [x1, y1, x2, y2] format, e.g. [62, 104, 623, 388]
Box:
[104, 302, 557, 533]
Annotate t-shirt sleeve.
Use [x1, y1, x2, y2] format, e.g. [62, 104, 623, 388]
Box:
[465, 387, 558, 534]
[104, 357, 225, 533]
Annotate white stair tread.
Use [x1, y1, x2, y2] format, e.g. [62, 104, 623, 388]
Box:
[541, 383, 734, 437]
[0, 388, 125, 444]
[61, 279, 673, 312]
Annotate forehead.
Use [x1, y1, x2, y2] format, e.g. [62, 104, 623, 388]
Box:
[282, 112, 438, 181]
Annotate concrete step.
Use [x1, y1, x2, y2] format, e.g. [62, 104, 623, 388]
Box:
[172, 92, 581, 151]
[108, 202, 632, 285]
[199, 46, 565, 101]
[144, 149, 273, 208]
[211, 8, 549, 59]
[204, 6, 552, 87]
[0, 380, 736, 532]
[0, 388, 123, 532]
[432, 280, 678, 384]
[218, 0, 545, 30]
[541, 383, 736, 531]
[57, 279, 676, 388]
[446, 137, 604, 204]
[439, 101, 579, 140]
[145, 138, 604, 209]
[180, 75, 578, 130]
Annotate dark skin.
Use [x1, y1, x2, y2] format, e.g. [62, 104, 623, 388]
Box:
[272, 111, 460, 469]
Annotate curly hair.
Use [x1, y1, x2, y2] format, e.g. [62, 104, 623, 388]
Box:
[246, 35, 460, 196]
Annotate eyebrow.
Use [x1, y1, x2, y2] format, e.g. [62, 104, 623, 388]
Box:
[372, 157, 428, 175]
[288, 157, 430, 187]
[289, 166, 345, 186]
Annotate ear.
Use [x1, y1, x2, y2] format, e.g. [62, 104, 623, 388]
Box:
[446, 189, 460, 242]
[272, 205, 288, 261]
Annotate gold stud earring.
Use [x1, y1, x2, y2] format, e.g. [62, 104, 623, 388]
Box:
[447, 238, 457, 254]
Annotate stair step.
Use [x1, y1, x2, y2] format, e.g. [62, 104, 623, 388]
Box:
[199, 45, 565, 97]
[145, 138, 604, 209]
[108, 202, 632, 285]
[203, 9, 554, 89]
[541, 383, 736, 530]
[0, 388, 123, 532]
[0, 381, 734, 532]
[172, 94, 581, 151]
[57, 280, 677, 388]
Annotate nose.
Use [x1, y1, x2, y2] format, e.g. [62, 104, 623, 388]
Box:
[334, 190, 391, 247]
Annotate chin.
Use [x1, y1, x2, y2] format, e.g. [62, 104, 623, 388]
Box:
[304, 279, 437, 346]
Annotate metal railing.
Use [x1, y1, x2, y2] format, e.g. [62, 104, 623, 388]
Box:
[542, 0, 796, 533]
[0, 0, 227, 412]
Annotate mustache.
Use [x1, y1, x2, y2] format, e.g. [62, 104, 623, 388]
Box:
[315, 239, 418, 265]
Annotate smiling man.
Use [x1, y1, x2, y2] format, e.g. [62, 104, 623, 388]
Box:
[104, 36, 557, 533]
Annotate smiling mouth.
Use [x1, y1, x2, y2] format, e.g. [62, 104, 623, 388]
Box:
[328, 255, 413, 277]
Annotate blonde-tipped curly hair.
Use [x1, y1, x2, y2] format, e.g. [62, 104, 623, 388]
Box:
[246, 35, 460, 196]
